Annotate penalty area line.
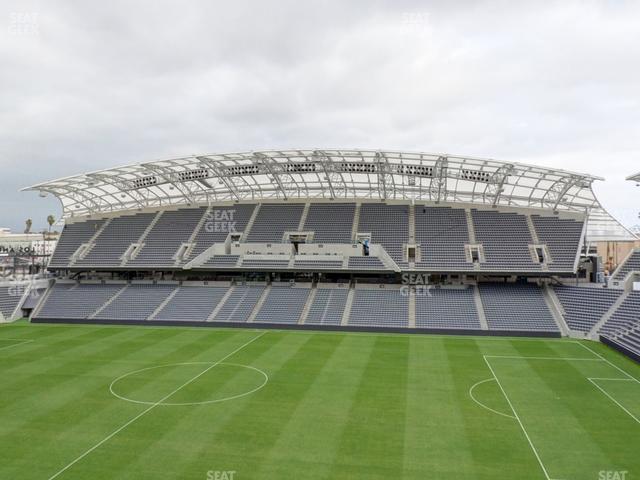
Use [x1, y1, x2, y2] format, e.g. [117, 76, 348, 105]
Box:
[46, 330, 267, 480]
[483, 355, 554, 480]
[468, 378, 516, 419]
[588, 378, 640, 425]
[0, 339, 33, 352]
[576, 342, 640, 385]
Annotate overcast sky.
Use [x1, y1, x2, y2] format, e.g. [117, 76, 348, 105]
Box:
[0, 0, 638, 233]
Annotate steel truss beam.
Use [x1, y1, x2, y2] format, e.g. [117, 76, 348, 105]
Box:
[21, 148, 635, 241]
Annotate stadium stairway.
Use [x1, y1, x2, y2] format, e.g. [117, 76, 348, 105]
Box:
[206, 286, 235, 322]
[589, 290, 631, 340]
[246, 284, 272, 323]
[341, 284, 356, 326]
[242, 203, 261, 242]
[610, 248, 640, 288]
[541, 284, 571, 336]
[88, 284, 128, 319]
[472, 285, 489, 330]
[298, 283, 318, 324]
[147, 287, 181, 320]
[68, 218, 112, 266]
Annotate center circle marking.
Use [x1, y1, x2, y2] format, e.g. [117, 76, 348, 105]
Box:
[109, 361, 268, 406]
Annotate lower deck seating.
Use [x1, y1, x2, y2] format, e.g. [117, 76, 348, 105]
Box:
[95, 284, 177, 321]
[253, 285, 310, 324]
[348, 288, 409, 328]
[0, 286, 23, 319]
[35, 283, 125, 319]
[553, 285, 621, 333]
[21, 288, 46, 310]
[613, 249, 640, 282]
[599, 292, 640, 337]
[607, 324, 640, 357]
[415, 286, 481, 330]
[33, 280, 577, 336]
[479, 283, 558, 332]
[153, 286, 229, 322]
[304, 288, 348, 325]
[606, 327, 640, 358]
[212, 285, 265, 322]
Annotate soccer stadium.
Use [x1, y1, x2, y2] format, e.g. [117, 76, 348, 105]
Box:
[1, 149, 639, 479]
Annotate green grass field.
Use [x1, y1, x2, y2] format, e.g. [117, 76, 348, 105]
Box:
[1, 321, 639, 480]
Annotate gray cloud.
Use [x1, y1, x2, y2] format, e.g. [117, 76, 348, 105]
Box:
[0, 0, 638, 232]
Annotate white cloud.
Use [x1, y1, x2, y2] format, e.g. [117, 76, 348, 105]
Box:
[0, 0, 638, 231]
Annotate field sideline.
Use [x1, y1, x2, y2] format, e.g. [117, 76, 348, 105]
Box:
[1, 321, 639, 480]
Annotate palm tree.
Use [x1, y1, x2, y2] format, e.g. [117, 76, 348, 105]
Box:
[24, 218, 32, 234]
[46, 215, 55, 233]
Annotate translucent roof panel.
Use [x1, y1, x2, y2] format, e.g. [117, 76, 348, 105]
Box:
[23, 149, 637, 241]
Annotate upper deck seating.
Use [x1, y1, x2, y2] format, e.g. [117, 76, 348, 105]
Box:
[415, 206, 470, 271]
[531, 215, 583, 272]
[245, 204, 305, 243]
[303, 203, 355, 243]
[128, 207, 208, 267]
[357, 204, 409, 266]
[75, 212, 156, 267]
[188, 204, 257, 260]
[48, 219, 106, 267]
[472, 210, 539, 271]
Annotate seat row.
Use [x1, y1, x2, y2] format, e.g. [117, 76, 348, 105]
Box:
[33, 281, 560, 333]
[48, 203, 584, 273]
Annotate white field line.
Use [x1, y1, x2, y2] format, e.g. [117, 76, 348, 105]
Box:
[588, 378, 640, 425]
[483, 349, 639, 480]
[577, 342, 640, 385]
[47, 331, 267, 480]
[0, 339, 33, 352]
[109, 361, 269, 406]
[468, 378, 515, 419]
[484, 355, 601, 361]
[588, 377, 635, 382]
[483, 355, 552, 480]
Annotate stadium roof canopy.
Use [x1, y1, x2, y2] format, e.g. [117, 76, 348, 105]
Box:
[627, 172, 640, 183]
[23, 149, 636, 241]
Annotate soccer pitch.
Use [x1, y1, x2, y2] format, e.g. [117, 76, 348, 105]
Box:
[1, 322, 639, 480]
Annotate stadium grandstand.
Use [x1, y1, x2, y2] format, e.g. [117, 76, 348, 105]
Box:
[9, 149, 639, 363]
